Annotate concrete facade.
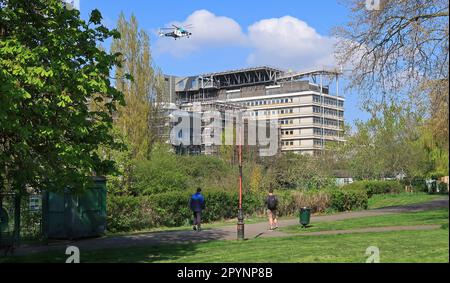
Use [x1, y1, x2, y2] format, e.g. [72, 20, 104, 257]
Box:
[166, 67, 345, 156]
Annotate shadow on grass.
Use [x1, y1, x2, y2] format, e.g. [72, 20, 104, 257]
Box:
[2, 229, 231, 263]
[373, 199, 448, 213]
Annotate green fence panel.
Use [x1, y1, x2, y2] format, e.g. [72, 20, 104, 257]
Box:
[43, 177, 107, 240]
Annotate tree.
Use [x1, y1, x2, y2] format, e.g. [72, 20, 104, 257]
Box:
[335, 0, 449, 179]
[335, 0, 449, 107]
[0, 0, 124, 194]
[343, 102, 433, 180]
[262, 153, 333, 190]
[111, 12, 167, 161]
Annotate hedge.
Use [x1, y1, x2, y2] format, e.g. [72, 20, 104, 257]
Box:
[107, 189, 368, 233]
[343, 180, 402, 197]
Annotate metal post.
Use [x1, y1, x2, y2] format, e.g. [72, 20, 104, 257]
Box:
[13, 192, 20, 247]
[237, 111, 244, 240]
[0, 194, 3, 246]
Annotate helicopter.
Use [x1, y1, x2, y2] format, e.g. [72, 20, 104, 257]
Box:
[159, 24, 193, 40]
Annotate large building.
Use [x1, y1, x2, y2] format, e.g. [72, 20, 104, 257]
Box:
[166, 66, 345, 156]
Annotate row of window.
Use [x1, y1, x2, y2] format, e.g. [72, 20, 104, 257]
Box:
[313, 128, 339, 136]
[313, 95, 344, 108]
[283, 141, 295, 146]
[280, 119, 295, 125]
[283, 140, 327, 147]
[313, 106, 344, 117]
[250, 108, 295, 116]
[242, 96, 344, 108]
[313, 117, 340, 127]
[314, 140, 324, 146]
[282, 130, 296, 136]
[241, 98, 294, 107]
[253, 107, 344, 117]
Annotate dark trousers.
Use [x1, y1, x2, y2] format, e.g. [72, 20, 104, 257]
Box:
[193, 211, 202, 227]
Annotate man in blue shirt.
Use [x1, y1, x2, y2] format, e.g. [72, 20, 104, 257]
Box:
[189, 188, 206, 231]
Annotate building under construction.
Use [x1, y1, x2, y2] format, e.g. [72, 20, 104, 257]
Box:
[165, 66, 345, 156]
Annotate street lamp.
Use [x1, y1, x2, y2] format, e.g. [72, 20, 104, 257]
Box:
[237, 111, 244, 240]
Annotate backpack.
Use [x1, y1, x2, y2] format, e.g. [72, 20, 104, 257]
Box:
[267, 195, 278, 210]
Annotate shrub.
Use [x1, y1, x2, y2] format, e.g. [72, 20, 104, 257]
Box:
[291, 190, 330, 214]
[343, 180, 402, 197]
[410, 178, 428, 192]
[107, 188, 368, 232]
[329, 189, 368, 211]
[132, 158, 188, 195]
[437, 182, 449, 194]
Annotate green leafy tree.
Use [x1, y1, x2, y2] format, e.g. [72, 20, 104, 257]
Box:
[111, 12, 167, 161]
[0, 0, 124, 194]
[343, 103, 435, 181]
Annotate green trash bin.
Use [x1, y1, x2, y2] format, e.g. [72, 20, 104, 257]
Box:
[299, 207, 311, 228]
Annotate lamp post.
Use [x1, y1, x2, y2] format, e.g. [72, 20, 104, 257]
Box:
[237, 111, 244, 240]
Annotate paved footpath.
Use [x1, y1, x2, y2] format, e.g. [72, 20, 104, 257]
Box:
[14, 198, 449, 256]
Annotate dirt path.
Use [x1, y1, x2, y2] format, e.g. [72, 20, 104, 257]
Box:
[14, 198, 449, 256]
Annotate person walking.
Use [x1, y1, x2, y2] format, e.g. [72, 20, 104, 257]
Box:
[265, 188, 279, 230]
[189, 188, 206, 231]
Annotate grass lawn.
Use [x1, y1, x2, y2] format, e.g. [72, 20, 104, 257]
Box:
[368, 192, 446, 209]
[280, 209, 449, 234]
[2, 228, 448, 263]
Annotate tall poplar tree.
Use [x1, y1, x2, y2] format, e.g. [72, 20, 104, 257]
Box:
[111, 12, 168, 158]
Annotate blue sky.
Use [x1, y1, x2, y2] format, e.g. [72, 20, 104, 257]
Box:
[78, 0, 370, 125]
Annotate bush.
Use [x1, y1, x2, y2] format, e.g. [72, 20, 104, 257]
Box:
[291, 190, 330, 214]
[132, 158, 188, 195]
[437, 182, 449, 194]
[329, 189, 368, 211]
[410, 178, 428, 192]
[343, 180, 402, 197]
[107, 188, 368, 232]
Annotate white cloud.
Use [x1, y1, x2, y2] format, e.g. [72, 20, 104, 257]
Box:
[246, 16, 337, 70]
[155, 10, 247, 57]
[156, 11, 337, 71]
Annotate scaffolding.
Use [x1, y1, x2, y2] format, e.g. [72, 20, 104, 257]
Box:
[170, 67, 345, 156]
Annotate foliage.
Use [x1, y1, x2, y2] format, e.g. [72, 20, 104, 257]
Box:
[338, 102, 446, 180]
[0, 0, 124, 193]
[261, 153, 335, 190]
[130, 144, 188, 195]
[343, 180, 402, 198]
[329, 189, 368, 211]
[107, 189, 368, 232]
[334, 0, 448, 107]
[249, 164, 263, 193]
[108, 13, 168, 193]
[334, 0, 449, 182]
[112, 13, 156, 161]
